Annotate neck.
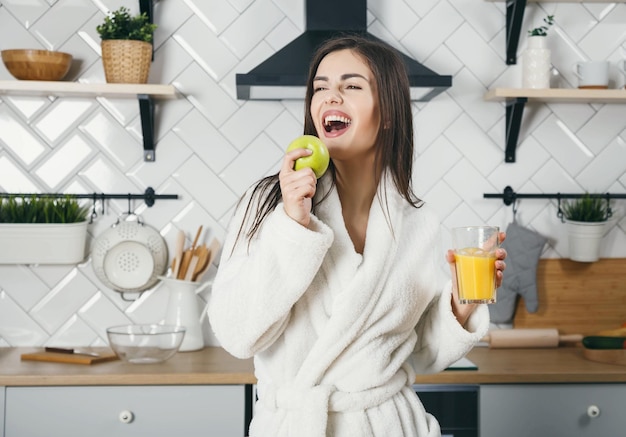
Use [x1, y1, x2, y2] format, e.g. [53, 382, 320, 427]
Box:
[334, 159, 379, 215]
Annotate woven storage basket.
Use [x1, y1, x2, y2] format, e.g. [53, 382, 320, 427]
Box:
[101, 40, 152, 84]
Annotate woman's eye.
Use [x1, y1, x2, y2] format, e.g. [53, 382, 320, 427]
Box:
[313, 86, 326, 93]
[346, 84, 362, 90]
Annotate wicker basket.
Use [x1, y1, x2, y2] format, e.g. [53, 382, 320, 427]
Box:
[101, 40, 152, 84]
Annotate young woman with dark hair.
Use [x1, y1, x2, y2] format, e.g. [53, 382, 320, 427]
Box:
[209, 35, 506, 437]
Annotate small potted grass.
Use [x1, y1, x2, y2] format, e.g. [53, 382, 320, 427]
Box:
[561, 194, 609, 263]
[0, 195, 90, 264]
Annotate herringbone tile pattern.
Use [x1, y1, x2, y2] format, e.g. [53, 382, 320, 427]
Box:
[0, 0, 624, 346]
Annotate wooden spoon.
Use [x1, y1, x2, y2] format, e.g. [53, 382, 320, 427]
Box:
[172, 229, 185, 278]
[195, 238, 221, 282]
[191, 244, 209, 281]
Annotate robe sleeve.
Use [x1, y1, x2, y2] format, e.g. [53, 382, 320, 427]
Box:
[208, 193, 334, 359]
[409, 216, 490, 374]
[410, 281, 489, 374]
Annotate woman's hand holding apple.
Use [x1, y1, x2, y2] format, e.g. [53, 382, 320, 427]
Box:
[279, 147, 318, 227]
[280, 136, 330, 228]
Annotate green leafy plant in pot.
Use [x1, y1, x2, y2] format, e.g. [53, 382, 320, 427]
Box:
[96, 6, 157, 84]
[523, 14, 555, 89]
[0, 196, 90, 264]
[561, 194, 610, 263]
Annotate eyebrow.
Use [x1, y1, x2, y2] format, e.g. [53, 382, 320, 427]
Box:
[313, 73, 369, 82]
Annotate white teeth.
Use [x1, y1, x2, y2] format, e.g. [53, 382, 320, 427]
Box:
[324, 115, 351, 125]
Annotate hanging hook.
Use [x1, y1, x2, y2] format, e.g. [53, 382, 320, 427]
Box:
[89, 193, 98, 224]
[511, 198, 518, 222]
[605, 193, 613, 220]
[127, 193, 133, 216]
[100, 193, 106, 216]
[556, 193, 565, 223]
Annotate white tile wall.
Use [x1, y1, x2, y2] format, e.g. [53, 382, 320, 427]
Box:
[0, 0, 625, 347]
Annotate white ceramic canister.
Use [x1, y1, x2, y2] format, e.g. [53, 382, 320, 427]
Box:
[522, 36, 551, 89]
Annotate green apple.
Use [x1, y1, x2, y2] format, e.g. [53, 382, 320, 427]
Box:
[286, 135, 330, 179]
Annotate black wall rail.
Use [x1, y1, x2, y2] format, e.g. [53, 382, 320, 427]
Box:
[484, 186, 626, 206]
[0, 187, 178, 219]
[484, 186, 626, 222]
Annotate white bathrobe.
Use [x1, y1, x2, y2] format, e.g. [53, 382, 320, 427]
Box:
[209, 175, 489, 437]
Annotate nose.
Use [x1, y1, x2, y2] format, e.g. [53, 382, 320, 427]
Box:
[324, 89, 341, 104]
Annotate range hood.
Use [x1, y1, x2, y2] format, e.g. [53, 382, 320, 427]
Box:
[236, 0, 452, 101]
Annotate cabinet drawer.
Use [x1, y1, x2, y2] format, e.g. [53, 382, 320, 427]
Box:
[480, 384, 625, 437]
[5, 385, 245, 437]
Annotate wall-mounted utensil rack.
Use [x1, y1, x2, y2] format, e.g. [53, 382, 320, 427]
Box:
[484, 186, 625, 221]
[0, 187, 177, 210]
[484, 186, 626, 206]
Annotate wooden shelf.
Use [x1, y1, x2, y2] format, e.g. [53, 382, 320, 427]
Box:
[0, 80, 178, 162]
[0, 80, 177, 99]
[485, 88, 626, 162]
[485, 88, 626, 103]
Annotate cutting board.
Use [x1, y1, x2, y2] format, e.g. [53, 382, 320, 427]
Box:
[21, 350, 118, 365]
[582, 348, 626, 366]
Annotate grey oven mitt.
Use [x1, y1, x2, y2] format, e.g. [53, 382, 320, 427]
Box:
[489, 222, 547, 324]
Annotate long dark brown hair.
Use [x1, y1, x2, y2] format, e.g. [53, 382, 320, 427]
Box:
[235, 34, 422, 247]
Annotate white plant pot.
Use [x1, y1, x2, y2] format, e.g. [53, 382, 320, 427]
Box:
[0, 221, 89, 264]
[566, 220, 606, 263]
[522, 36, 551, 89]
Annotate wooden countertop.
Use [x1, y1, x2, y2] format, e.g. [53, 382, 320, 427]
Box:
[1, 346, 625, 387]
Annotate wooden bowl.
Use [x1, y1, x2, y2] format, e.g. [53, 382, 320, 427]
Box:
[1, 49, 72, 81]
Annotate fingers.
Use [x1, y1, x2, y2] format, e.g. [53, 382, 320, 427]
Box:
[279, 148, 317, 227]
[281, 147, 312, 173]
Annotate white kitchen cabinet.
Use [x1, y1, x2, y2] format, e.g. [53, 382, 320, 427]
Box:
[0, 387, 5, 436]
[480, 384, 625, 437]
[4, 385, 245, 437]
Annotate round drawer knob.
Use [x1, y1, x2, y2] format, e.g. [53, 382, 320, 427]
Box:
[587, 405, 600, 418]
[119, 410, 134, 424]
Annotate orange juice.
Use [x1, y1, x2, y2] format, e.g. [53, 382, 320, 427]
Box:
[455, 247, 497, 303]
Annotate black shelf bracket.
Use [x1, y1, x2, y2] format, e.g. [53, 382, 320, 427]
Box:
[504, 97, 527, 163]
[139, 0, 156, 161]
[138, 94, 155, 162]
[506, 0, 527, 65]
[139, 0, 155, 60]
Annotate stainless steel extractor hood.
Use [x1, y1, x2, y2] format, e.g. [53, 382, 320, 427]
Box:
[236, 0, 452, 101]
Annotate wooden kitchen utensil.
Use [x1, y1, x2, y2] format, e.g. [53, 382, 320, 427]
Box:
[582, 348, 626, 366]
[177, 225, 203, 280]
[482, 328, 582, 348]
[21, 349, 118, 365]
[194, 238, 221, 282]
[172, 229, 185, 278]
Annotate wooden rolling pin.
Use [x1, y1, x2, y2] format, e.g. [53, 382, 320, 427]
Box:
[482, 329, 583, 348]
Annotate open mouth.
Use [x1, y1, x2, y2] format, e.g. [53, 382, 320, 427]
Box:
[324, 114, 351, 133]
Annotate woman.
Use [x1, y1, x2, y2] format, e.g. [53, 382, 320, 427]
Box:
[209, 35, 506, 436]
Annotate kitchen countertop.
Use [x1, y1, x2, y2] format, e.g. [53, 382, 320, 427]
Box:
[0, 346, 625, 387]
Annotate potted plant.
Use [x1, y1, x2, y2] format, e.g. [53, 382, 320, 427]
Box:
[561, 194, 609, 263]
[0, 195, 90, 264]
[96, 6, 157, 84]
[522, 14, 555, 89]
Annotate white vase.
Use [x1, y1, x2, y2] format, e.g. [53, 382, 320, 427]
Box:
[566, 220, 606, 263]
[522, 36, 551, 89]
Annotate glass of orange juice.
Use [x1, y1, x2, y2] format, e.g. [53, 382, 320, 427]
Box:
[452, 226, 500, 304]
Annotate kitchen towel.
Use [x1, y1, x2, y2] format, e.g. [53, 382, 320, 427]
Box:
[489, 222, 547, 324]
